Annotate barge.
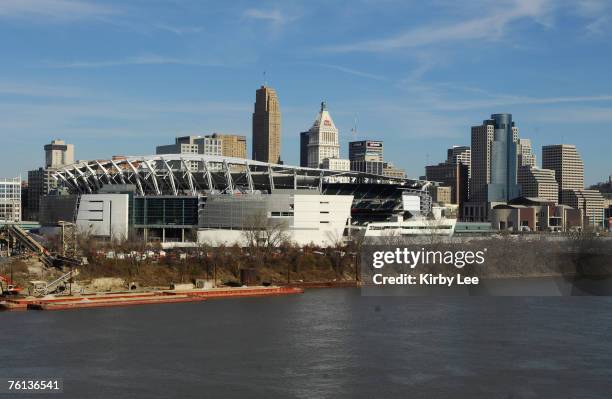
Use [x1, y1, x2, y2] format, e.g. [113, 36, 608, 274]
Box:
[0, 286, 303, 312]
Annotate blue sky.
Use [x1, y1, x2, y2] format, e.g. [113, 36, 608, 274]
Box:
[0, 0, 611, 184]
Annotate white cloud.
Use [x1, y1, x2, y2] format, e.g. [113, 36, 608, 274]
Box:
[0, 81, 84, 98]
[322, 0, 552, 52]
[43, 54, 227, 69]
[434, 94, 612, 111]
[0, 98, 251, 128]
[310, 63, 388, 81]
[393, 78, 612, 112]
[527, 106, 612, 124]
[569, 0, 609, 18]
[584, 14, 611, 35]
[398, 51, 444, 83]
[563, 0, 612, 35]
[0, 0, 117, 21]
[155, 24, 204, 35]
[243, 8, 297, 27]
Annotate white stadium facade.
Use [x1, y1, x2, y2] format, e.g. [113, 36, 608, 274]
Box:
[43, 154, 435, 247]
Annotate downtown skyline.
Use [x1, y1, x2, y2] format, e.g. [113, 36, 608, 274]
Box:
[1, 0, 611, 184]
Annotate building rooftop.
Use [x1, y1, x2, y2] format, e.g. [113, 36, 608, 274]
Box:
[508, 196, 556, 205]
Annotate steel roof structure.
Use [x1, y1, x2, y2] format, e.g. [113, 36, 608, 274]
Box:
[51, 154, 432, 197]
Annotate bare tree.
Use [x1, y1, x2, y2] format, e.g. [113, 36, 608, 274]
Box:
[76, 226, 97, 259]
[346, 227, 367, 282]
[424, 217, 443, 245]
[325, 230, 353, 279]
[242, 210, 291, 255]
[119, 237, 148, 281]
[195, 240, 212, 280]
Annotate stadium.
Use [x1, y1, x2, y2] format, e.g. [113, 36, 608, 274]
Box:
[46, 154, 435, 247]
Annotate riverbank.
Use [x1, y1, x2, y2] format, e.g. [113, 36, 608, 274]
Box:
[3, 234, 611, 303]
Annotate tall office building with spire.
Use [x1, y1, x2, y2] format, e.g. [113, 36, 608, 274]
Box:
[306, 102, 341, 168]
[252, 85, 281, 164]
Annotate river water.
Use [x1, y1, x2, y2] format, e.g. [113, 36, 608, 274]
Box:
[2, 287, 612, 398]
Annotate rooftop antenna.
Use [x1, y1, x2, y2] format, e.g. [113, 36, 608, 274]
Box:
[350, 117, 357, 141]
[263, 71, 267, 87]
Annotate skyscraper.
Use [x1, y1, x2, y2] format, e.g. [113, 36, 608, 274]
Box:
[517, 166, 558, 203]
[541, 144, 601, 226]
[44, 139, 74, 168]
[487, 113, 521, 202]
[299, 131, 309, 167]
[252, 85, 281, 164]
[425, 145, 470, 205]
[349, 140, 384, 162]
[470, 120, 494, 203]
[561, 189, 605, 227]
[208, 133, 247, 159]
[382, 162, 406, 178]
[541, 144, 584, 191]
[27, 139, 75, 221]
[348, 140, 385, 175]
[0, 177, 21, 222]
[470, 114, 520, 203]
[464, 114, 520, 221]
[306, 102, 340, 168]
[156, 135, 222, 171]
[156, 135, 222, 156]
[425, 163, 469, 205]
[446, 146, 471, 177]
[517, 138, 536, 167]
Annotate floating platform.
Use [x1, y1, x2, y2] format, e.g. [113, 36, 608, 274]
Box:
[1, 286, 303, 311]
[28, 294, 207, 311]
[284, 281, 361, 289]
[174, 286, 304, 299]
[0, 300, 28, 311]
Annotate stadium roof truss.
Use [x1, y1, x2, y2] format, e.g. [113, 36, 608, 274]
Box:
[51, 155, 430, 196]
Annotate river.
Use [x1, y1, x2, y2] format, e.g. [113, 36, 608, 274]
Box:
[2, 287, 612, 398]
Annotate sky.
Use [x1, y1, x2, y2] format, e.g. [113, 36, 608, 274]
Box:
[0, 0, 611, 185]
